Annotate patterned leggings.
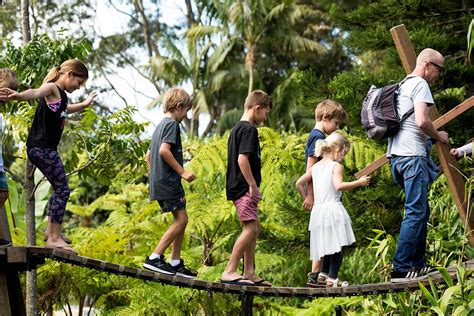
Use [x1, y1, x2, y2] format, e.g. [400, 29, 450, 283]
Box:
[27, 147, 70, 224]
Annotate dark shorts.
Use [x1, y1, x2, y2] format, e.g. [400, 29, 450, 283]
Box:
[0, 172, 8, 191]
[233, 191, 260, 222]
[158, 197, 186, 213]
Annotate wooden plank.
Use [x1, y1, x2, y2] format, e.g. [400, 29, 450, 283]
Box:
[355, 94, 474, 179]
[432, 97, 474, 129]
[430, 106, 472, 245]
[6, 247, 27, 263]
[0, 272, 11, 316]
[390, 25, 417, 74]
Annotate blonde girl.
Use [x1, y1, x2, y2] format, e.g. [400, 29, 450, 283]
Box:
[0, 59, 97, 254]
[296, 132, 370, 287]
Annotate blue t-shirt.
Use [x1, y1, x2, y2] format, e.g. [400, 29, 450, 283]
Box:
[305, 128, 325, 166]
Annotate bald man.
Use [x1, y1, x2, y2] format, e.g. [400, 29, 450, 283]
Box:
[387, 49, 449, 282]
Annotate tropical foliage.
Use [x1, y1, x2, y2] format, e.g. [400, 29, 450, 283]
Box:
[0, 0, 473, 315]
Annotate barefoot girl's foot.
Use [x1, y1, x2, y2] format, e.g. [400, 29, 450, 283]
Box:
[46, 238, 77, 254]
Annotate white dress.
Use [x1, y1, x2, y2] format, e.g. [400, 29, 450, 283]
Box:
[309, 160, 355, 260]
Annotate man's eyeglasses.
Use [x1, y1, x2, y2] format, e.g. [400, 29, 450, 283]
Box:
[428, 61, 444, 73]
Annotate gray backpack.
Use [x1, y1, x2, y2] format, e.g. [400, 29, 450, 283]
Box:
[361, 77, 414, 140]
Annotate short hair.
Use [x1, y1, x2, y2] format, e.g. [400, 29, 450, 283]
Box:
[244, 90, 273, 110]
[163, 87, 192, 113]
[315, 99, 347, 122]
[0, 68, 19, 90]
[315, 131, 350, 158]
[416, 48, 443, 66]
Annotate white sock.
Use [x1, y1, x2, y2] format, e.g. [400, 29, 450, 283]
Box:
[170, 259, 181, 267]
[149, 253, 162, 260]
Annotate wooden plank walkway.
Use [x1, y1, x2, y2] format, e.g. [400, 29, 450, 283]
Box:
[1, 246, 473, 298]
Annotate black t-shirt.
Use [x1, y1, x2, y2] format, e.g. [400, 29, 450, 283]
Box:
[149, 117, 184, 201]
[226, 120, 261, 200]
[26, 85, 68, 150]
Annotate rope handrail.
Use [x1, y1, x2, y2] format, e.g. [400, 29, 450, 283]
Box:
[1, 246, 472, 298]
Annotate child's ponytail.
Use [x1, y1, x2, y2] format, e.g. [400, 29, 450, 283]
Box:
[43, 59, 89, 84]
[315, 139, 330, 157]
[315, 132, 351, 158]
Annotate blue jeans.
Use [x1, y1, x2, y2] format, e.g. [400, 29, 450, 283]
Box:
[390, 155, 438, 272]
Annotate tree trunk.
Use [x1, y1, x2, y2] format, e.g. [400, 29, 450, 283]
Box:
[245, 45, 256, 94]
[25, 159, 37, 316]
[184, 0, 194, 28]
[133, 0, 160, 57]
[203, 238, 214, 266]
[20, 0, 31, 43]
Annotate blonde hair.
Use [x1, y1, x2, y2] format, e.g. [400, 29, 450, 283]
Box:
[315, 131, 350, 158]
[0, 68, 19, 90]
[314, 99, 347, 122]
[163, 87, 192, 113]
[43, 59, 89, 84]
[244, 90, 273, 110]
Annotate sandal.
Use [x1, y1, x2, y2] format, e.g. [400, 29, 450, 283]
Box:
[308, 272, 327, 288]
[326, 277, 348, 288]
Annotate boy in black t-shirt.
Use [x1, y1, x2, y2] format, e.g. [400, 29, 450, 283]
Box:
[143, 87, 197, 278]
[221, 90, 272, 286]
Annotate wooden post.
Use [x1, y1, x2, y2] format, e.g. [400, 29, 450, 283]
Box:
[240, 293, 253, 316]
[0, 204, 26, 316]
[389, 24, 472, 246]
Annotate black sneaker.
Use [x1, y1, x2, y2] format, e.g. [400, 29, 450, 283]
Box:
[390, 269, 421, 283]
[143, 256, 175, 275]
[0, 239, 11, 247]
[171, 259, 197, 279]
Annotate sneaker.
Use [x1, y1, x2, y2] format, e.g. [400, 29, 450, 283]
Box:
[171, 259, 197, 279]
[416, 266, 439, 278]
[390, 269, 420, 283]
[143, 256, 175, 275]
[0, 239, 11, 247]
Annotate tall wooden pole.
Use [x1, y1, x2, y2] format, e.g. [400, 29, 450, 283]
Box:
[20, 0, 38, 315]
[389, 25, 472, 246]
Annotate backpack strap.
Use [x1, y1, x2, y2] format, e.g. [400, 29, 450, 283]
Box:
[397, 76, 417, 122]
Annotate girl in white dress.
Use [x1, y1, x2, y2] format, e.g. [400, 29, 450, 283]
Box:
[297, 132, 371, 287]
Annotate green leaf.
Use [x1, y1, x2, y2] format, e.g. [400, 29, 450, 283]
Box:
[419, 282, 438, 307]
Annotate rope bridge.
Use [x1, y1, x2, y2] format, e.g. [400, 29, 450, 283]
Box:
[1, 246, 472, 300]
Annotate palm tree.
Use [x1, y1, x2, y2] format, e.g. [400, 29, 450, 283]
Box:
[200, 0, 325, 94]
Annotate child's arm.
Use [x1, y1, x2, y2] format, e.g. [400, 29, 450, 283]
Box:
[333, 163, 370, 191]
[67, 91, 97, 113]
[237, 153, 258, 195]
[0, 83, 56, 101]
[296, 171, 312, 201]
[159, 143, 196, 182]
[145, 149, 151, 169]
[303, 156, 317, 210]
[450, 142, 472, 157]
